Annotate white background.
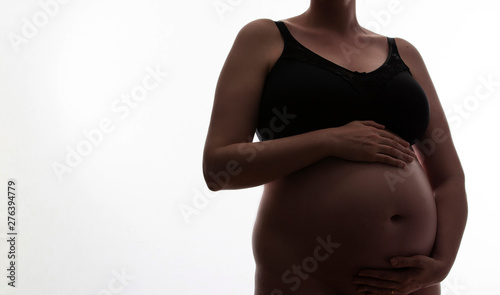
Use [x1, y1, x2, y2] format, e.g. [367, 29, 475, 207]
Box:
[0, 0, 499, 294]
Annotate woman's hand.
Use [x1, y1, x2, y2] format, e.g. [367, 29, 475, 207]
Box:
[328, 120, 416, 167]
[352, 255, 448, 294]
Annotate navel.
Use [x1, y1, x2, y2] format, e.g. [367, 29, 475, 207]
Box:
[390, 214, 403, 222]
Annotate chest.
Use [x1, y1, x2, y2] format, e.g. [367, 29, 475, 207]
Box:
[256, 58, 430, 144]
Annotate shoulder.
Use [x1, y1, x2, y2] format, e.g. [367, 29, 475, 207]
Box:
[230, 19, 283, 70]
[234, 18, 281, 44]
[392, 37, 428, 73]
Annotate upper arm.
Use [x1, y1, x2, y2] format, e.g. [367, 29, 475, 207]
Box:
[395, 37, 465, 188]
[203, 19, 282, 163]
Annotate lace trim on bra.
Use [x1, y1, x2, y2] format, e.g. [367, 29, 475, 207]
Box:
[279, 36, 411, 100]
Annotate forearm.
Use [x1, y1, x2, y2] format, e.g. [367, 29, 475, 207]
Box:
[430, 176, 468, 280]
[203, 128, 331, 191]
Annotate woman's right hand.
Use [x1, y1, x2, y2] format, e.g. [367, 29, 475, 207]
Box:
[327, 120, 416, 167]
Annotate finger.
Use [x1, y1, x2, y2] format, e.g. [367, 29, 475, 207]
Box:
[372, 153, 407, 168]
[361, 120, 385, 129]
[377, 137, 416, 158]
[355, 285, 401, 295]
[379, 137, 416, 157]
[378, 130, 410, 148]
[376, 140, 415, 161]
[357, 270, 401, 282]
[376, 145, 415, 164]
[353, 276, 399, 289]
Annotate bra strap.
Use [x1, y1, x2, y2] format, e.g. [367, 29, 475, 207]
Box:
[274, 21, 294, 44]
[386, 36, 412, 74]
[387, 37, 403, 60]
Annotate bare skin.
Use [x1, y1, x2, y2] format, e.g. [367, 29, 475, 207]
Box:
[203, 1, 467, 294]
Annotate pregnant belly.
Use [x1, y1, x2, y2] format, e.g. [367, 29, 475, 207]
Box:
[252, 156, 437, 295]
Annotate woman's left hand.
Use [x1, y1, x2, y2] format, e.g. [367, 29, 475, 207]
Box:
[352, 255, 447, 294]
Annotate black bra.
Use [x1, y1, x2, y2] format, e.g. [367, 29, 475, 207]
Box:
[255, 20, 430, 145]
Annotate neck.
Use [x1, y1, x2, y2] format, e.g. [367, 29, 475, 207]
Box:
[302, 0, 360, 35]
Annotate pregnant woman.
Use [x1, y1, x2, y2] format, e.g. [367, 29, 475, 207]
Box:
[202, 1, 467, 294]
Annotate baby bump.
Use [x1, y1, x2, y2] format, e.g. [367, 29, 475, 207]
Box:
[252, 157, 437, 294]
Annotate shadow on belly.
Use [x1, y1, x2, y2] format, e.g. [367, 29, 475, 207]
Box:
[252, 157, 437, 294]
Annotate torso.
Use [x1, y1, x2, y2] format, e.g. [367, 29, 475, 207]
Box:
[252, 19, 437, 295]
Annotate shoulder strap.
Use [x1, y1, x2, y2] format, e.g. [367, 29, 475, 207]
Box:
[387, 37, 403, 60]
[274, 21, 295, 44]
[386, 37, 411, 74]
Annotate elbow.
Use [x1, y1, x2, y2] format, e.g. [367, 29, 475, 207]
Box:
[204, 173, 223, 192]
[203, 148, 223, 191]
[203, 157, 244, 192]
[203, 145, 249, 191]
[202, 156, 233, 192]
[203, 160, 223, 192]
